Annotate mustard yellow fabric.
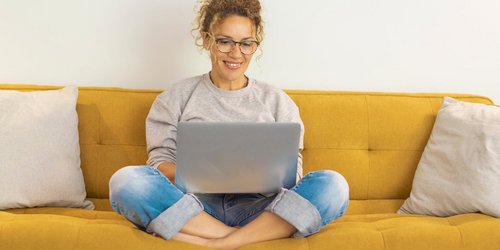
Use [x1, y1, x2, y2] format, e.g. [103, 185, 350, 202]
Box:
[1, 84, 499, 249]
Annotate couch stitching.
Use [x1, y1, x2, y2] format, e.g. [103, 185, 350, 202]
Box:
[0, 222, 4, 244]
[82, 144, 425, 151]
[380, 231, 388, 250]
[298, 95, 304, 151]
[305, 237, 311, 250]
[365, 95, 371, 200]
[447, 217, 465, 249]
[284, 91, 492, 102]
[456, 226, 465, 250]
[427, 97, 436, 117]
[303, 147, 423, 151]
[73, 222, 84, 250]
[80, 143, 146, 147]
[95, 91, 104, 199]
[96, 91, 103, 145]
[80, 88, 162, 94]
[374, 222, 387, 250]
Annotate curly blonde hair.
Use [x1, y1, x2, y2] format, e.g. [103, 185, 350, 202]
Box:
[193, 0, 264, 48]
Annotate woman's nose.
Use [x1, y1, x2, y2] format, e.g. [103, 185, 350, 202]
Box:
[228, 44, 243, 57]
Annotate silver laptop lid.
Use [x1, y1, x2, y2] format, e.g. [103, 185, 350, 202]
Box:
[175, 122, 300, 194]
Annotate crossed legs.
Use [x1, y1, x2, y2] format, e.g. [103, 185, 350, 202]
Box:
[171, 170, 350, 250]
[110, 167, 349, 250]
[172, 211, 295, 250]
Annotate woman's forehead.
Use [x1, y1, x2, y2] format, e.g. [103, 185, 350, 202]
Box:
[212, 15, 256, 38]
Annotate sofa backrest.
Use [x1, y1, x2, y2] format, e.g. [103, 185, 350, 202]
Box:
[286, 91, 492, 201]
[0, 84, 493, 202]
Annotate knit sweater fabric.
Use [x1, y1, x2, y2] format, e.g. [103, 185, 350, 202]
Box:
[146, 73, 304, 180]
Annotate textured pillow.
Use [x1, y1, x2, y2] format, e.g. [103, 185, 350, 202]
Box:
[399, 97, 500, 217]
[0, 87, 94, 210]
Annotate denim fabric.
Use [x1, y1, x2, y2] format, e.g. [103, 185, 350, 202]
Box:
[266, 170, 350, 237]
[147, 194, 203, 239]
[196, 193, 277, 227]
[109, 166, 204, 239]
[109, 166, 349, 239]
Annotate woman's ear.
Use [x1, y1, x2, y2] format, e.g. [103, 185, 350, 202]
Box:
[202, 32, 210, 50]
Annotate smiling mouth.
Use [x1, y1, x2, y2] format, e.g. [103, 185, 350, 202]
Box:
[224, 61, 242, 70]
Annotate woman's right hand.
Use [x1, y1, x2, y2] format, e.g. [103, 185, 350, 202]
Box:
[157, 162, 176, 184]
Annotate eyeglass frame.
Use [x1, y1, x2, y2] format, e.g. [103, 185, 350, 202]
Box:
[205, 33, 260, 55]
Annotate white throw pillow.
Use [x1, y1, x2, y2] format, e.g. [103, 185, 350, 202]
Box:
[399, 97, 500, 217]
[0, 87, 94, 210]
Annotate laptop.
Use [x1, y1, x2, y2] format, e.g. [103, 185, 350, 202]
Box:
[175, 122, 301, 194]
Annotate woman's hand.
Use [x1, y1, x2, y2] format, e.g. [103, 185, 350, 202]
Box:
[157, 162, 176, 184]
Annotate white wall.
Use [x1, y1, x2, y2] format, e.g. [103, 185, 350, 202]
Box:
[1, 0, 499, 104]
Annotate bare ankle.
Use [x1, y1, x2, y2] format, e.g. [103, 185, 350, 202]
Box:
[206, 237, 239, 250]
[172, 232, 210, 246]
[225, 227, 238, 237]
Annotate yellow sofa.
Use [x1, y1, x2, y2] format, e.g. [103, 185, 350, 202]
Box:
[1, 84, 499, 250]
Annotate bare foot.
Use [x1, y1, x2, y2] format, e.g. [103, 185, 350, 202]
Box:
[172, 228, 240, 250]
[172, 232, 211, 246]
[205, 237, 238, 250]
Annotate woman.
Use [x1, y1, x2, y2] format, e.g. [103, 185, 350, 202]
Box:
[109, 0, 349, 249]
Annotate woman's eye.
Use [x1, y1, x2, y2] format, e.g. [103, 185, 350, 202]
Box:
[241, 42, 254, 48]
[217, 39, 232, 45]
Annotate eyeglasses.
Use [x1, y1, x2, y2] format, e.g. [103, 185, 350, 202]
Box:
[208, 34, 260, 55]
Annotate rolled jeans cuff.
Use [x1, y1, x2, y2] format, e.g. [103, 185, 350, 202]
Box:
[265, 188, 322, 238]
[146, 193, 203, 239]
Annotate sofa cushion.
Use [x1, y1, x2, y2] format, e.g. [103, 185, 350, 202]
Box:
[0, 87, 93, 210]
[312, 213, 500, 250]
[399, 97, 500, 217]
[1, 211, 499, 250]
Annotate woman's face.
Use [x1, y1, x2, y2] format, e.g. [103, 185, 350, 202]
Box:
[205, 15, 256, 88]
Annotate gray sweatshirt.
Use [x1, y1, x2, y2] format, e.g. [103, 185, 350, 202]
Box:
[146, 73, 304, 181]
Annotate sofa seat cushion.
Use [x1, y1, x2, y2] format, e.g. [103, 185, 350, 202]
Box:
[306, 213, 500, 250]
[0, 211, 208, 250]
[2, 210, 499, 250]
[4, 207, 123, 220]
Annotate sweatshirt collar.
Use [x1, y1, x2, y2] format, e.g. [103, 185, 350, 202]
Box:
[203, 73, 254, 97]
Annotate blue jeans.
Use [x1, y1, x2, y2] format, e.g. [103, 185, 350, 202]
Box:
[109, 166, 349, 239]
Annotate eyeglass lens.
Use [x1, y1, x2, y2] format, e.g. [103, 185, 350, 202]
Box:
[216, 39, 258, 55]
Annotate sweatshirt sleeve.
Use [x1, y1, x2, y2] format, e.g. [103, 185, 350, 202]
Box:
[275, 92, 305, 182]
[146, 94, 180, 168]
